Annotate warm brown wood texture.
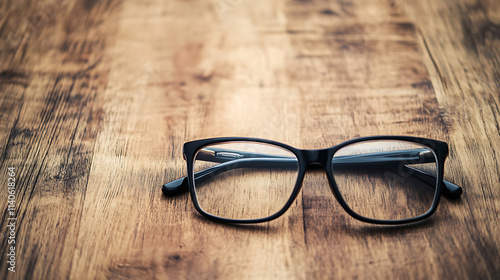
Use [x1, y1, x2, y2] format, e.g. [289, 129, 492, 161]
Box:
[0, 0, 499, 279]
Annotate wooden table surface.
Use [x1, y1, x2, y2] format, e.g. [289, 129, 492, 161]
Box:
[1, 0, 499, 279]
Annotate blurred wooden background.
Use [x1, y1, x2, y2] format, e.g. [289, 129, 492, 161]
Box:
[0, 0, 499, 279]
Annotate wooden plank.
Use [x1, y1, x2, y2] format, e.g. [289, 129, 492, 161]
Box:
[0, 0, 122, 279]
[0, 0, 498, 279]
[283, 1, 451, 279]
[67, 1, 306, 279]
[401, 0, 500, 278]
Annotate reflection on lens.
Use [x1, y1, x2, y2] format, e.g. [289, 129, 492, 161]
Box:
[193, 142, 299, 220]
[332, 140, 438, 221]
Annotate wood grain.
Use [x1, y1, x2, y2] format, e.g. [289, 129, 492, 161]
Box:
[0, 0, 499, 279]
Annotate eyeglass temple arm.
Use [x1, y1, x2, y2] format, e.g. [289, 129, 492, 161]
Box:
[162, 148, 462, 198]
[162, 157, 295, 195]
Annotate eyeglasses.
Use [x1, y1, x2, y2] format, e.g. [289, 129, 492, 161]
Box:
[162, 136, 462, 225]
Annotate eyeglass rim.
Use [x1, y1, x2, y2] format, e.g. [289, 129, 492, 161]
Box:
[183, 136, 448, 225]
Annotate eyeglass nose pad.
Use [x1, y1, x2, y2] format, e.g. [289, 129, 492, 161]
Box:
[324, 162, 346, 204]
[289, 168, 307, 200]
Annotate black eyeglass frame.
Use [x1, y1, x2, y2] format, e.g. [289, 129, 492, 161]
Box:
[177, 136, 459, 225]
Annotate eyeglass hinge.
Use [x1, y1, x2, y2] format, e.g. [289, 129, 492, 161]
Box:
[215, 152, 243, 159]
